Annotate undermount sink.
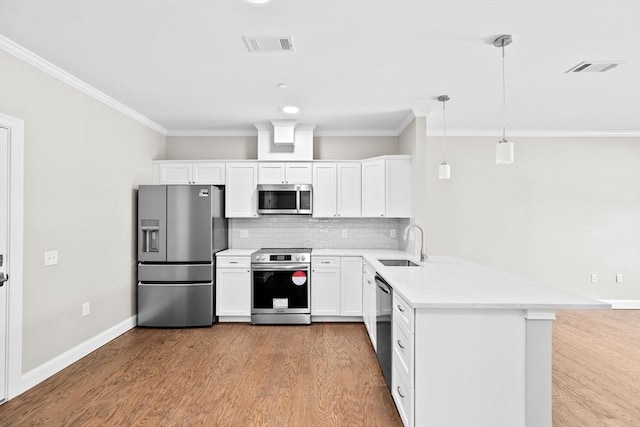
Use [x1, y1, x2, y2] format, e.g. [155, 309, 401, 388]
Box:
[378, 259, 420, 267]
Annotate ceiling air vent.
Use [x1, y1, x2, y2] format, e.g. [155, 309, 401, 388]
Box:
[566, 61, 622, 73]
[243, 36, 294, 53]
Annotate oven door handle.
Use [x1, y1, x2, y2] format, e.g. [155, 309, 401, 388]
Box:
[252, 264, 310, 271]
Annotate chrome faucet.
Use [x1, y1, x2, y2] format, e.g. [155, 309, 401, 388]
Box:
[402, 225, 427, 263]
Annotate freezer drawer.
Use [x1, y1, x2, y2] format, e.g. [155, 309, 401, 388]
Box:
[137, 282, 213, 327]
[138, 263, 213, 282]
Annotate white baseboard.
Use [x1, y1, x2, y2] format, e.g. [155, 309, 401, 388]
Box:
[311, 316, 364, 323]
[218, 316, 251, 323]
[19, 315, 137, 396]
[602, 300, 640, 309]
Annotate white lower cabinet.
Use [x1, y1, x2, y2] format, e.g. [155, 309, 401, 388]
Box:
[311, 257, 341, 316]
[392, 292, 415, 426]
[362, 261, 377, 350]
[311, 256, 363, 318]
[340, 257, 363, 316]
[216, 255, 251, 317]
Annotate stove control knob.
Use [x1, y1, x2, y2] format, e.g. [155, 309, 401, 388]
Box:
[296, 256, 301, 261]
[255, 255, 260, 261]
[261, 255, 267, 261]
[301, 255, 306, 261]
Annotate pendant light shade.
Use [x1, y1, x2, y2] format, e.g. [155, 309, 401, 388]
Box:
[496, 139, 514, 164]
[437, 95, 451, 179]
[494, 35, 514, 165]
[438, 163, 451, 179]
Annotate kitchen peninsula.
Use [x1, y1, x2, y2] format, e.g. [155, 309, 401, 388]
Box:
[313, 249, 609, 427]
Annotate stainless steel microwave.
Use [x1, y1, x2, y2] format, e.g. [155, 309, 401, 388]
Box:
[257, 184, 312, 215]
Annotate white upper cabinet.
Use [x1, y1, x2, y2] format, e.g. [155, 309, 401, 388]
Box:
[157, 162, 192, 184]
[312, 163, 337, 217]
[192, 163, 225, 184]
[362, 157, 411, 218]
[225, 163, 258, 218]
[155, 161, 225, 185]
[258, 163, 285, 184]
[362, 159, 386, 217]
[337, 163, 362, 217]
[258, 162, 312, 184]
[313, 162, 361, 218]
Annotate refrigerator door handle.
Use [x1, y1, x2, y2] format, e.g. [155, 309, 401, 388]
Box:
[138, 282, 213, 287]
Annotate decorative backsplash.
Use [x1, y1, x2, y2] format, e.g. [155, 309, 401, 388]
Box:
[229, 216, 412, 250]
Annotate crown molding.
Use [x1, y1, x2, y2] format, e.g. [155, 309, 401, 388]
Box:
[426, 128, 640, 138]
[0, 35, 167, 136]
[167, 129, 258, 137]
[314, 129, 399, 137]
[395, 107, 431, 136]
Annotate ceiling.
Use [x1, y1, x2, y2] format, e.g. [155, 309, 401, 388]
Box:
[1, 0, 639, 136]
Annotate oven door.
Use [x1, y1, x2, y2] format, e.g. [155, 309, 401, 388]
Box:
[252, 264, 310, 314]
[257, 187, 298, 214]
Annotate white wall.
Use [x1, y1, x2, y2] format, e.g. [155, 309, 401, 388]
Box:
[423, 135, 640, 301]
[0, 51, 166, 371]
[165, 135, 400, 161]
[313, 136, 399, 159]
[166, 135, 256, 160]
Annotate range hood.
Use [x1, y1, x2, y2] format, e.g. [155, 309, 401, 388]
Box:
[255, 121, 315, 160]
[271, 120, 296, 144]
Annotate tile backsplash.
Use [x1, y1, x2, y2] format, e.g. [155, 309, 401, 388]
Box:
[230, 216, 412, 250]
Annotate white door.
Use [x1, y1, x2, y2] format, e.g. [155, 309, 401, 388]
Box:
[0, 126, 9, 402]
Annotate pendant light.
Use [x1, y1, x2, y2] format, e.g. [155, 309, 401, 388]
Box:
[494, 34, 514, 165]
[437, 95, 451, 179]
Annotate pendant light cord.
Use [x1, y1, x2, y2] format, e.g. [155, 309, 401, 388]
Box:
[501, 42, 507, 142]
[442, 99, 447, 163]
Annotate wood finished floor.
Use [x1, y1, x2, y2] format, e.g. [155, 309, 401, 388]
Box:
[0, 310, 638, 426]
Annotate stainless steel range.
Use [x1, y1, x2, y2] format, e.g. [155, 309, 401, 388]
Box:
[251, 248, 311, 325]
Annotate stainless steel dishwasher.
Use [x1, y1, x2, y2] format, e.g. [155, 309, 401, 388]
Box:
[375, 274, 392, 390]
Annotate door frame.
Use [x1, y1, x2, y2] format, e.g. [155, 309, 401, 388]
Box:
[0, 113, 24, 400]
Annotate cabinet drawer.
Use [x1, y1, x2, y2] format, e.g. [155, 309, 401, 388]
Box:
[393, 319, 414, 385]
[392, 363, 414, 427]
[393, 293, 414, 333]
[312, 257, 340, 268]
[217, 257, 251, 268]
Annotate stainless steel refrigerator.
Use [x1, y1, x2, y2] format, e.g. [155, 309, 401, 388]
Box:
[137, 185, 227, 327]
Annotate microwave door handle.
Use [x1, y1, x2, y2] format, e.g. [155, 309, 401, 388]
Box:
[296, 189, 301, 213]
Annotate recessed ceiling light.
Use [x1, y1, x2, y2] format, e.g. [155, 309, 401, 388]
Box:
[282, 106, 299, 114]
[245, 0, 270, 4]
[277, 83, 288, 89]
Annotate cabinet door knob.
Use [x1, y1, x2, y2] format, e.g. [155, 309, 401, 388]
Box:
[397, 304, 405, 313]
[397, 386, 405, 399]
[397, 339, 405, 349]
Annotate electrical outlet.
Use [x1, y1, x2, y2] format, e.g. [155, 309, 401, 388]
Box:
[591, 273, 598, 283]
[390, 229, 396, 238]
[341, 229, 348, 238]
[44, 250, 58, 266]
[82, 303, 90, 317]
[240, 230, 248, 238]
[616, 274, 623, 283]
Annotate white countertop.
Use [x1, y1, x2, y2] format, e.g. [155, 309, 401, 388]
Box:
[313, 249, 608, 310]
[216, 248, 259, 257]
